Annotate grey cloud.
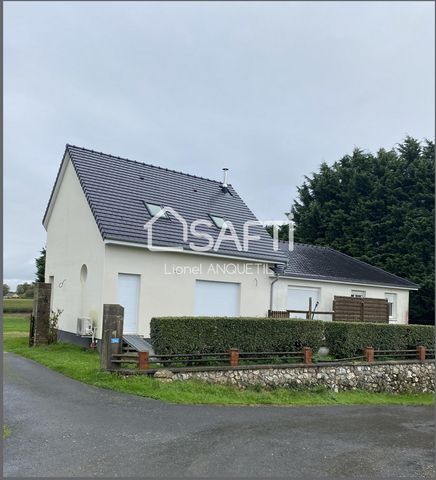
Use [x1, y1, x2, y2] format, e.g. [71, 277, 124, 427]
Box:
[4, 1, 434, 289]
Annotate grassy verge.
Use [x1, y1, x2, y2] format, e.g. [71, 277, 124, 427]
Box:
[3, 316, 434, 406]
[3, 316, 30, 333]
[3, 298, 33, 314]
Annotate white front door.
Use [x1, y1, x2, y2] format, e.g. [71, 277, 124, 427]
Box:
[195, 280, 240, 316]
[118, 274, 140, 334]
[287, 286, 320, 319]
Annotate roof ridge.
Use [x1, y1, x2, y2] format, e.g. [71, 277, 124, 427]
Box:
[296, 242, 329, 249]
[279, 240, 331, 250]
[66, 144, 226, 186]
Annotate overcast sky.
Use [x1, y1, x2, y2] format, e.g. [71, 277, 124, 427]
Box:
[4, 1, 434, 290]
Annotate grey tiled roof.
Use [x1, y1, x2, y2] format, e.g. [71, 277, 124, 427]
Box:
[277, 242, 418, 289]
[45, 145, 287, 264]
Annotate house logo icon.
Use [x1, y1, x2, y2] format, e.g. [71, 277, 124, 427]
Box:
[144, 207, 294, 253]
[143, 206, 187, 251]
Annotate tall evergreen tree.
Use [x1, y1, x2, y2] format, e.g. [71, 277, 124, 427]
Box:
[35, 247, 46, 283]
[284, 137, 434, 322]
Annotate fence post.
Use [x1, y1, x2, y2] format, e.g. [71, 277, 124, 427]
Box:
[364, 346, 374, 363]
[30, 283, 52, 346]
[100, 304, 124, 371]
[303, 347, 312, 364]
[138, 351, 149, 370]
[229, 348, 239, 367]
[28, 314, 35, 347]
[416, 346, 426, 363]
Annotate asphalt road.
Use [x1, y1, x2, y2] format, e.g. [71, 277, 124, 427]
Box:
[3, 353, 435, 478]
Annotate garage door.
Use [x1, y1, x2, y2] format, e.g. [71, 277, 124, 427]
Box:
[195, 280, 240, 316]
[287, 286, 320, 319]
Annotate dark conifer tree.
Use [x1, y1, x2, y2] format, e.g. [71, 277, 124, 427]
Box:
[278, 137, 434, 322]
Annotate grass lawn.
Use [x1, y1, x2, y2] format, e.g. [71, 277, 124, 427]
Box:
[3, 298, 33, 314]
[3, 316, 30, 333]
[3, 316, 434, 406]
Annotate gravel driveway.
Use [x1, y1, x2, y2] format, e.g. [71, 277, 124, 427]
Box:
[4, 353, 435, 477]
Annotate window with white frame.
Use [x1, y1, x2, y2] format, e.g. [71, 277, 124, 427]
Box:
[385, 293, 397, 322]
[351, 290, 366, 298]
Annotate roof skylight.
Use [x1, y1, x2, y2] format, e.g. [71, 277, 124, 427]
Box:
[210, 215, 227, 228]
[145, 202, 168, 218]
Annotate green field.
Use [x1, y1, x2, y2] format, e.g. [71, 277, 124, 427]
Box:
[3, 316, 434, 406]
[3, 298, 33, 313]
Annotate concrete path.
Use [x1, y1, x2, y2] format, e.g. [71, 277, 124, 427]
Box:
[3, 353, 435, 477]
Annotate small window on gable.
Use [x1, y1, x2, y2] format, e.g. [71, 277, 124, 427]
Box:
[351, 290, 366, 298]
[144, 202, 168, 218]
[210, 215, 227, 229]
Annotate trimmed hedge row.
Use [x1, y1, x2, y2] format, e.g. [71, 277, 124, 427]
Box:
[325, 322, 435, 358]
[150, 316, 435, 357]
[150, 317, 325, 354]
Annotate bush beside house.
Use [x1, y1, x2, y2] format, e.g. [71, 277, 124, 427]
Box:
[151, 317, 435, 357]
[150, 317, 325, 354]
[325, 322, 435, 358]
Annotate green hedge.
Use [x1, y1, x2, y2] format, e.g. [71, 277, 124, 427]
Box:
[150, 317, 325, 354]
[151, 316, 435, 357]
[325, 322, 435, 358]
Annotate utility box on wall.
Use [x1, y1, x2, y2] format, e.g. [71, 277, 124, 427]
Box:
[76, 317, 93, 336]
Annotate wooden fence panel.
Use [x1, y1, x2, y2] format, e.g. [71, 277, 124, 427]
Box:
[333, 296, 389, 323]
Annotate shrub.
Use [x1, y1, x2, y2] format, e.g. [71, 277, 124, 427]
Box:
[48, 308, 63, 344]
[151, 317, 436, 358]
[325, 322, 435, 358]
[150, 317, 325, 354]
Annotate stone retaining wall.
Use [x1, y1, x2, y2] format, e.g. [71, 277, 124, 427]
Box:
[171, 361, 435, 393]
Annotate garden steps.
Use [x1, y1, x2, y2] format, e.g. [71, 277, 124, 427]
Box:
[122, 335, 154, 354]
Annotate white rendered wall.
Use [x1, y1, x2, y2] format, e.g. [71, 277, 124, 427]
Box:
[272, 277, 410, 324]
[45, 154, 105, 336]
[103, 244, 273, 337]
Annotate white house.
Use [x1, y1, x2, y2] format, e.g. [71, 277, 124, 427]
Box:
[43, 145, 418, 346]
[272, 242, 415, 324]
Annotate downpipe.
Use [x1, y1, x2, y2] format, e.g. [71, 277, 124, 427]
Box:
[269, 271, 280, 312]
